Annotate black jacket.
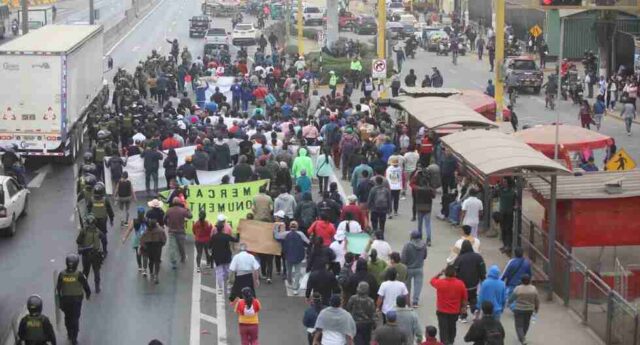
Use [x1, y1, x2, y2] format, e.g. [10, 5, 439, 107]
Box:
[464, 316, 505, 345]
[305, 268, 340, 305]
[454, 241, 486, 289]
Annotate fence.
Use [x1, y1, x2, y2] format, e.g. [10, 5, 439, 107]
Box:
[520, 214, 640, 345]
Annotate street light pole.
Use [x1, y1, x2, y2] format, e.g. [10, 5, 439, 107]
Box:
[494, 0, 505, 121]
[89, 0, 95, 24]
[20, 0, 28, 34]
[377, 0, 385, 59]
[297, 0, 303, 55]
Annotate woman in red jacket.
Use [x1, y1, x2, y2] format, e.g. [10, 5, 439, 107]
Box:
[192, 209, 213, 272]
[308, 214, 336, 246]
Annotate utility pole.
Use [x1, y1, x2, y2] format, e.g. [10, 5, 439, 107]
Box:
[285, 0, 290, 46]
[297, 0, 303, 55]
[494, 0, 505, 121]
[377, 0, 385, 59]
[20, 0, 28, 34]
[89, 0, 95, 24]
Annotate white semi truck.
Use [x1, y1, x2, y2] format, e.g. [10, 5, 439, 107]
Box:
[0, 25, 106, 161]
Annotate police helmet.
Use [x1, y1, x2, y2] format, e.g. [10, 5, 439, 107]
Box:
[83, 174, 97, 187]
[26, 295, 43, 315]
[83, 152, 93, 162]
[97, 130, 111, 140]
[93, 182, 105, 196]
[84, 214, 96, 225]
[65, 253, 80, 271]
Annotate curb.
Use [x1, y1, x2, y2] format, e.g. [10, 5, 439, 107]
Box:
[606, 109, 640, 125]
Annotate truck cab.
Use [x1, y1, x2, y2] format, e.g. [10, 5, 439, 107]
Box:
[189, 15, 211, 38]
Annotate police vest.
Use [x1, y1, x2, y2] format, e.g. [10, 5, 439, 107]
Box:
[329, 75, 338, 87]
[59, 271, 84, 297]
[123, 115, 133, 129]
[91, 198, 107, 219]
[23, 315, 46, 341]
[94, 146, 106, 163]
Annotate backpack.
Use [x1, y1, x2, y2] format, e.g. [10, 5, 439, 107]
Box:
[341, 136, 358, 156]
[109, 158, 124, 178]
[484, 324, 505, 345]
[373, 189, 388, 209]
[299, 203, 317, 227]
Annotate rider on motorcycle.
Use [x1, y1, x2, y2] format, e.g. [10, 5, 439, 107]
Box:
[405, 36, 418, 59]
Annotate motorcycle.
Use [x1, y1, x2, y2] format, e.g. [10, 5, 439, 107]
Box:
[570, 82, 584, 105]
[11, 21, 18, 36]
[436, 40, 449, 56]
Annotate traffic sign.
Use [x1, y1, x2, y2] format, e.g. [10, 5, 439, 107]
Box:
[605, 148, 637, 171]
[372, 58, 387, 79]
[529, 24, 542, 38]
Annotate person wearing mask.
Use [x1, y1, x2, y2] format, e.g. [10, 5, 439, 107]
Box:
[140, 217, 167, 284]
[395, 296, 423, 344]
[313, 294, 357, 345]
[192, 209, 213, 272]
[477, 265, 507, 321]
[453, 240, 486, 323]
[463, 302, 505, 345]
[430, 265, 468, 345]
[371, 310, 408, 345]
[304, 293, 326, 345]
[368, 176, 392, 234]
[508, 274, 540, 344]
[401, 230, 427, 307]
[121, 207, 148, 275]
[210, 222, 240, 293]
[164, 199, 193, 269]
[345, 281, 376, 345]
[234, 287, 261, 345]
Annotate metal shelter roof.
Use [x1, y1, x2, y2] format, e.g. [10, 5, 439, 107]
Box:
[0, 25, 102, 53]
[440, 130, 571, 177]
[401, 87, 462, 97]
[397, 97, 498, 129]
[529, 170, 640, 200]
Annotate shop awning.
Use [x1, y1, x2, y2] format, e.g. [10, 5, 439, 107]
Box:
[398, 97, 498, 129]
[440, 130, 571, 177]
[512, 124, 614, 154]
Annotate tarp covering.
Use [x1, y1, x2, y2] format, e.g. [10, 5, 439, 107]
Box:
[512, 124, 614, 154]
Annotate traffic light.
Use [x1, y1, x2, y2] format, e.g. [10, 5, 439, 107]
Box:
[540, 0, 582, 5]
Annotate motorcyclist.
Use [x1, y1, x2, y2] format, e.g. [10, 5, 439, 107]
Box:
[405, 36, 418, 59]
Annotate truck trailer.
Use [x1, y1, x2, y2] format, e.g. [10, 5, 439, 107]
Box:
[0, 25, 105, 161]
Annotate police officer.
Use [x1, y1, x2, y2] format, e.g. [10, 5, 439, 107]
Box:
[56, 254, 91, 345]
[17, 295, 56, 345]
[87, 183, 114, 258]
[76, 214, 104, 293]
[92, 131, 110, 181]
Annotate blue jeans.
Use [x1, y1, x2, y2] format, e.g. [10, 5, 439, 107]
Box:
[417, 211, 432, 240]
[407, 268, 424, 305]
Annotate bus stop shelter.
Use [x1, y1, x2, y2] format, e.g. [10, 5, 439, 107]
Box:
[439, 130, 571, 296]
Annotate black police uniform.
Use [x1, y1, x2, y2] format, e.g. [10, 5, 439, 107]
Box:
[56, 270, 91, 343]
[17, 314, 57, 345]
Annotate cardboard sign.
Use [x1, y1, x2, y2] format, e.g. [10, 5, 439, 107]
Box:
[238, 219, 282, 255]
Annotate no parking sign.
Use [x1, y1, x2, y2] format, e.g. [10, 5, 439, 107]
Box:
[372, 58, 387, 79]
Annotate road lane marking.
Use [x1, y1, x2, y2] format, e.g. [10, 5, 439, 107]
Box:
[132, 45, 140, 52]
[190, 254, 201, 345]
[201, 285, 216, 294]
[105, 0, 167, 55]
[201, 313, 217, 325]
[27, 164, 52, 189]
[215, 279, 228, 344]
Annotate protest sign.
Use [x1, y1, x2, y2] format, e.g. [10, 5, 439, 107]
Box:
[160, 179, 268, 233]
[346, 233, 371, 255]
[238, 219, 281, 255]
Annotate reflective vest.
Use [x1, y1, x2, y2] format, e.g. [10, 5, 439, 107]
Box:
[350, 60, 362, 72]
[22, 315, 46, 341]
[91, 198, 107, 219]
[329, 75, 338, 87]
[123, 115, 133, 129]
[59, 271, 84, 297]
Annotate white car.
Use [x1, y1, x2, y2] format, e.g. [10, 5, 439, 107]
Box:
[398, 13, 418, 28]
[386, 2, 405, 16]
[205, 27, 230, 45]
[0, 176, 28, 236]
[232, 23, 260, 46]
[292, 6, 324, 26]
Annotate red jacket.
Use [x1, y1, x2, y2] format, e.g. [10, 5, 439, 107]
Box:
[253, 87, 268, 100]
[308, 220, 336, 246]
[192, 221, 213, 243]
[430, 277, 468, 314]
[162, 137, 181, 150]
[420, 137, 433, 155]
[340, 204, 366, 227]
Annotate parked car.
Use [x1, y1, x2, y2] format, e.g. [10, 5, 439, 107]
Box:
[397, 13, 418, 28]
[292, 5, 324, 26]
[205, 27, 230, 45]
[386, 21, 404, 40]
[386, 1, 405, 18]
[0, 175, 28, 236]
[232, 22, 260, 46]
[400, 23, 416, 38]
[506, 56, 544, 93]
[352, 15, 377, 35]
[189, 16, 211, 38]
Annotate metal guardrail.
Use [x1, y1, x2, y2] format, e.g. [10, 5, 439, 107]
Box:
[520, 214, 640, 345]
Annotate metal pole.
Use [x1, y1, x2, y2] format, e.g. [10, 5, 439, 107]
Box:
[554, 17, 564, 161]
[20, 0, 28, 35]
[548, 174, 558, 301]
[513, 177, 524, 250]
[377, 0, 386, 59]
[285, 0, 290, 46]
[494, 0, 505, 122]
[297, 0, 303, 55]
[89, 0, 95, 24]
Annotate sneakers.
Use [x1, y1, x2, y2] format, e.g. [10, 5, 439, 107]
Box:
[427, 239, 432, 247]
[460, 318, 468, 324]
[142, 270, 148, 277]
[436, 214, 446, 221]
[293, 289, 299, 295]
[197, 267, 201, 273]
[267, 278, 272, 284]
[138, 268, 144, 274]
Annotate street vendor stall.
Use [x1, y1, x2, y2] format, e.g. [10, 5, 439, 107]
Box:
[513, 124, 614, 170]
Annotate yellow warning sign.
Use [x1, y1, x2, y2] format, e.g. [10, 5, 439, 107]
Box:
[606, 148, 637, 171]
[529, 25, 542, 38]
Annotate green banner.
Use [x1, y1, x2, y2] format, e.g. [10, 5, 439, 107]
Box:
[161, 180, 269, 234]
[346, 233, 371, 254]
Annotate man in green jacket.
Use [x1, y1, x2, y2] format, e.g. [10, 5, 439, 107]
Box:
[291, 147, 314, 178]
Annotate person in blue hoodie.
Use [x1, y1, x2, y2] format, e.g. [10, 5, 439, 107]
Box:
[477, 265, 507, 320]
